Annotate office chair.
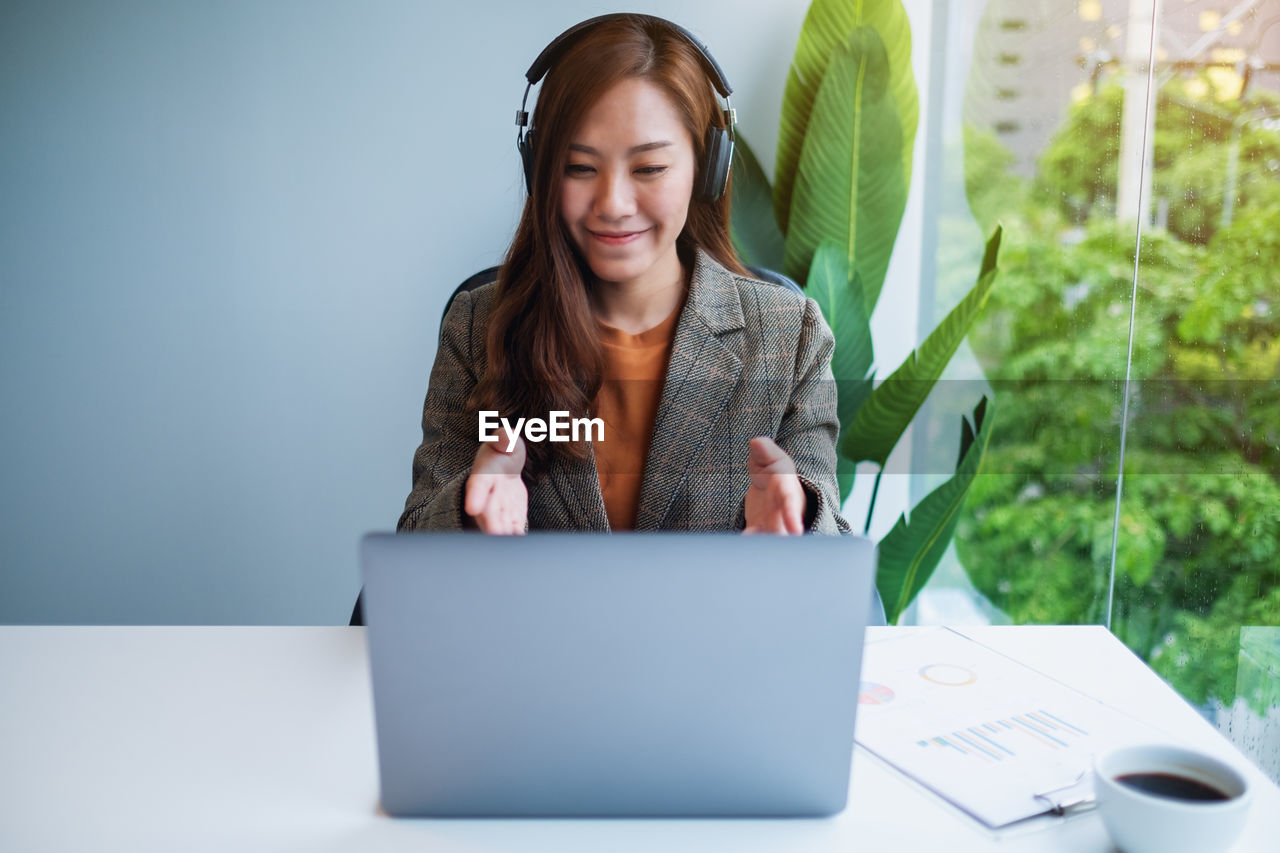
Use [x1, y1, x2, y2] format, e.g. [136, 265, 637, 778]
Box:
[350, 264, 805, 627]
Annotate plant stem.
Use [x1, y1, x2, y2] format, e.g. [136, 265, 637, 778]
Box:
[863, 469, 883, 535]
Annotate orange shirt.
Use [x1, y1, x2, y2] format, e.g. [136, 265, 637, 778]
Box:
[593, 304, 682, 530]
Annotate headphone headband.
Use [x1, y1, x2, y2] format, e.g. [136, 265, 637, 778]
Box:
[524, 13, 733, 98]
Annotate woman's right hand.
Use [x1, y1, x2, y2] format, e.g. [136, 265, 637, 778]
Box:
[463, 427, 528, 534]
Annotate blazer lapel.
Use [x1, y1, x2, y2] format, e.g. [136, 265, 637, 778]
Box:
[634, 251, 745, 530]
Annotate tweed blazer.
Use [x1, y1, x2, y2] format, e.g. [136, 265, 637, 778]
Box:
[397, 249, 852, 535]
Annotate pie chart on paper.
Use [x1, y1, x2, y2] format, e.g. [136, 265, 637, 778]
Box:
[858, 681, 895, 705]
[918, 663, 978, 686]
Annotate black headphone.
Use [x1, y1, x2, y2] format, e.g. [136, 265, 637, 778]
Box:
[515, 13, 736, 202]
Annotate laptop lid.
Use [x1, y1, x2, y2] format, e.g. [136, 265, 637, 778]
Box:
[360, 532, 876, 817]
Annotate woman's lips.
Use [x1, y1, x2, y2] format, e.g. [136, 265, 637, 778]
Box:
[589, 229, 646, 246]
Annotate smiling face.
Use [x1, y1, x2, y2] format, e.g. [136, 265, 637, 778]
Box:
[559, 77, 697, 295]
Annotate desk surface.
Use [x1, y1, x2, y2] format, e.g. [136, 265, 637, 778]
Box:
[2, 625, 1276, 852]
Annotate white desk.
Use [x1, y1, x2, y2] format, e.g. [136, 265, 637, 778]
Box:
[2, 626, 1276, 852]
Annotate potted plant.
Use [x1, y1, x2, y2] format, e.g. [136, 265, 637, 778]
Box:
[729, 0, 1002, 623]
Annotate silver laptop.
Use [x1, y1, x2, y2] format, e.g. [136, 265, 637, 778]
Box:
[360, 532, 877, 817]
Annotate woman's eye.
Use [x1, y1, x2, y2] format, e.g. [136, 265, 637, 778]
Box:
[564, 164, 666, 177]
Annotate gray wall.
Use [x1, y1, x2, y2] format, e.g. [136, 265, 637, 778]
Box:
[0, 0, 814, 623]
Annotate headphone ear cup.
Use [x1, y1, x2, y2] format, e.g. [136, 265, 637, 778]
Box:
[519, 129, 537, 195]
[698, 126, 733, 202]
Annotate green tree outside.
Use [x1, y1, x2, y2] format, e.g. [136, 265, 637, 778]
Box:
[957, 77, 1280, 714]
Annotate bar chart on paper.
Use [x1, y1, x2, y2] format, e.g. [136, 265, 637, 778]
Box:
[854, 628, 1163, 828]
[913, 708, 1089, 761]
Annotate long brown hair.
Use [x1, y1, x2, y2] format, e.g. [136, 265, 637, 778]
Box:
[472, 15, 749, 478]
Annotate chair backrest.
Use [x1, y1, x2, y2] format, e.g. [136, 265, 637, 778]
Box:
[440, 264, 803, 329]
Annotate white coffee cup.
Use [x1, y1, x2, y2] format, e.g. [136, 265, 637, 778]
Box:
[1093, 744, 1252, 853]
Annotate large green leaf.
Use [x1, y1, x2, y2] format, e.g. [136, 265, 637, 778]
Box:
[806, 242, 875, 502]
[842, 225, 1003, 466]
[775, 0, 917, 235]
[728, 134, 786, 273]
[783, 26, 907, 312]
[877, 396, 995, 624]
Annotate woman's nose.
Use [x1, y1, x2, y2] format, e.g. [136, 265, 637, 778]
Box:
[593, 169, 636, 220]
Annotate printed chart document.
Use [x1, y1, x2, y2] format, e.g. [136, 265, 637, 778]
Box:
[855, 627, 1163, 828]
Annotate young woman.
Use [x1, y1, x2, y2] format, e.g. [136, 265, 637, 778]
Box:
[398, 14, 851, 537]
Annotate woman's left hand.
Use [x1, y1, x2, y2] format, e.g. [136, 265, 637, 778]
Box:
[743, 436, 807, 534]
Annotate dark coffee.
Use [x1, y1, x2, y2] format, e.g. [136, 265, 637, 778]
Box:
[1115, 772, 1231, 802]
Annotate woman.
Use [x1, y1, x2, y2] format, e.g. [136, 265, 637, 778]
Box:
[398, 14, 851, 537]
